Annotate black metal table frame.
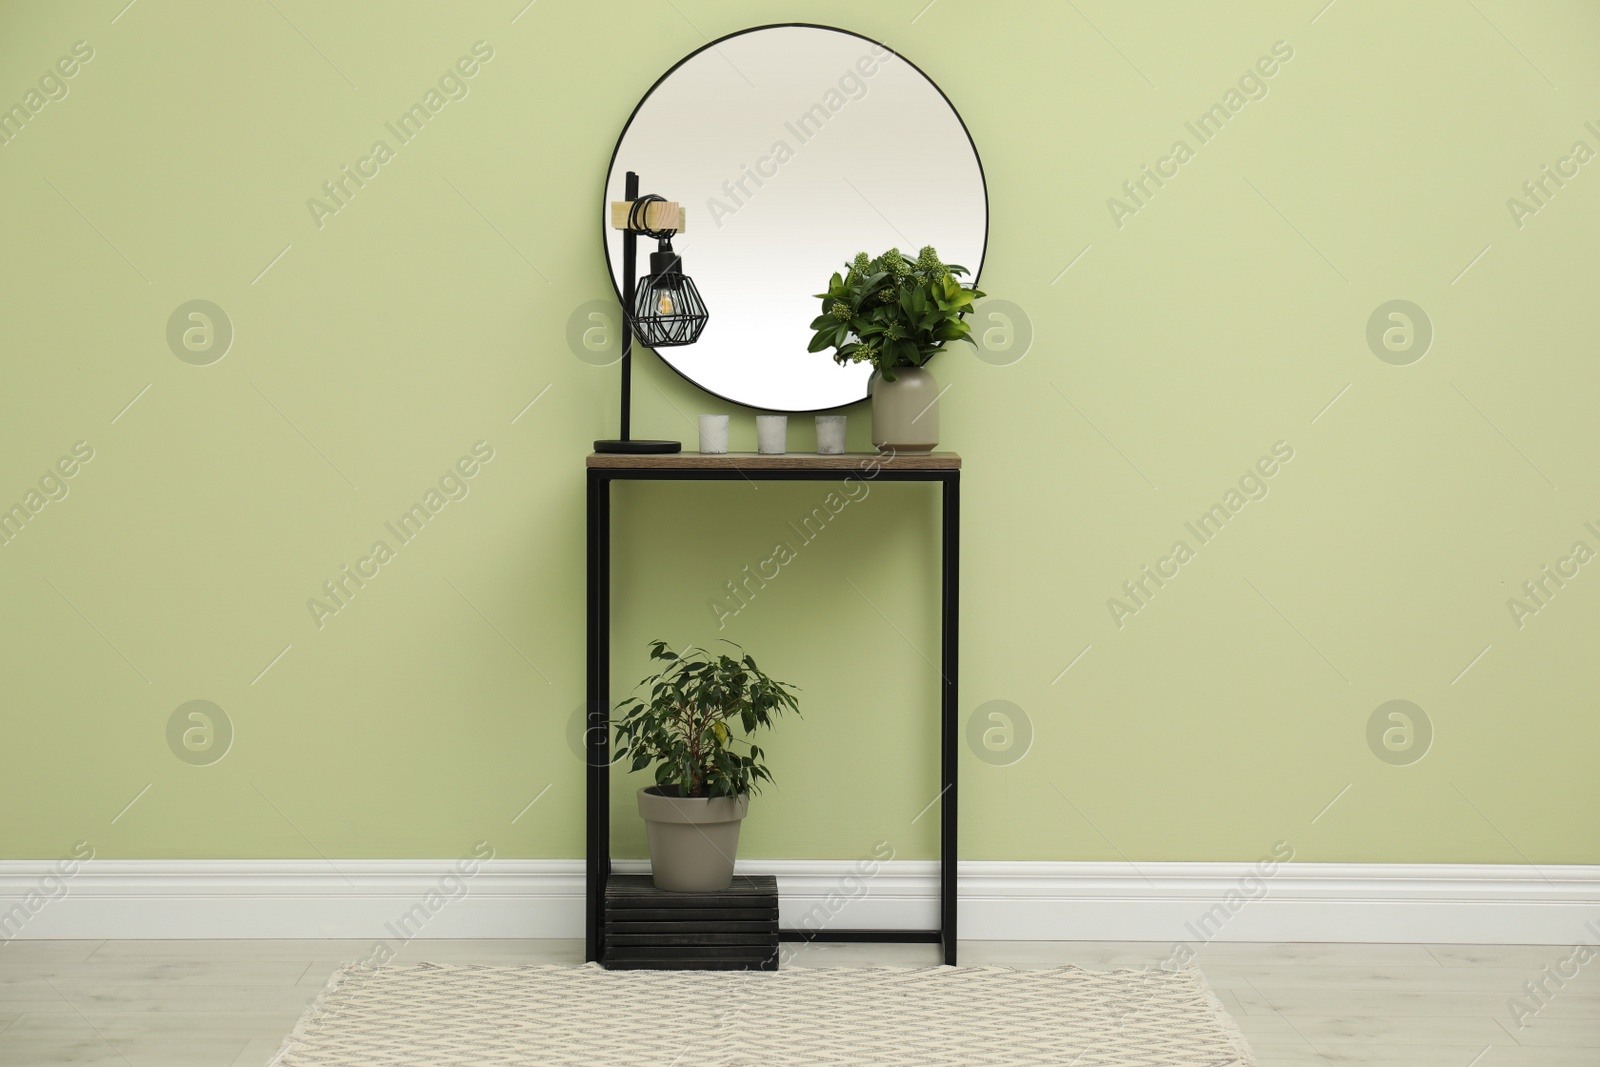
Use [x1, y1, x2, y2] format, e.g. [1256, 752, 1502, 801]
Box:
[586, 462, 959, 965]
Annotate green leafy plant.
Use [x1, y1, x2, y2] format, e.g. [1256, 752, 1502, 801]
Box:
[612, 640, 800, 799]
[807, 245, 985, 381]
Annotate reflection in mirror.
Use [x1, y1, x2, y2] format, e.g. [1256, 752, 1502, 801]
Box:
[605, 25, 987, 412]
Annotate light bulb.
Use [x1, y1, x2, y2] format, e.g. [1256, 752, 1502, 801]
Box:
[657, 293, 674, 315]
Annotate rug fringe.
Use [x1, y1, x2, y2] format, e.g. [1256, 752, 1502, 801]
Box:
[265, 962, 366, 1067]
[1185, 966, 1260, 1067]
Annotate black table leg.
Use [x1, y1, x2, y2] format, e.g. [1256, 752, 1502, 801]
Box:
[586, 470, 611, 962]
[940, 472, 960, 965]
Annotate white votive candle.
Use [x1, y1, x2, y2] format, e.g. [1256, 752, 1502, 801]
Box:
[756, 415, 788, 455]
[698, 414, 729, 454]
[815, 415, 847, 455]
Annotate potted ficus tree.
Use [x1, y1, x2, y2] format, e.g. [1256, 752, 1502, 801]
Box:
[807, 245, 984, 452]
[613, 640, 800, 892]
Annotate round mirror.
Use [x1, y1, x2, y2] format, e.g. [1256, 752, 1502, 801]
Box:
[604, 25, 987, 413]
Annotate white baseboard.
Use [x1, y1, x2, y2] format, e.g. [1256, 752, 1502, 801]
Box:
[2, 859, 1597, 945]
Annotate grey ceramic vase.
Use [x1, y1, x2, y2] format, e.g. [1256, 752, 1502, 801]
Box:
[870, 365, 940, 452]
[637, 787, 749, 892]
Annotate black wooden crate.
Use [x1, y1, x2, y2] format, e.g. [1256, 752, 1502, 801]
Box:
[602, 874, 778, 971]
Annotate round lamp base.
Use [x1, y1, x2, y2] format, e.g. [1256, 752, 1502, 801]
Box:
[593, 439, 682, 454]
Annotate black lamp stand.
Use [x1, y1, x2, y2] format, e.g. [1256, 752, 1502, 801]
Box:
[594, 171, 681, 455]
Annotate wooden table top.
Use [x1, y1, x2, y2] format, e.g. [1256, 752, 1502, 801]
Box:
[586, 451, 961, 471]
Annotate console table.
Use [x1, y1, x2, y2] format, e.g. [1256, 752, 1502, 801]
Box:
[586, 450, 961, 965]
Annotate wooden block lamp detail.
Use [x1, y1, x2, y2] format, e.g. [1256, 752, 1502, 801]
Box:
[607, 200, 687, 233]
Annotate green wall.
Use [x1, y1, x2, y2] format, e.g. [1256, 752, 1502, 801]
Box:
[2, 0, 1596, 865]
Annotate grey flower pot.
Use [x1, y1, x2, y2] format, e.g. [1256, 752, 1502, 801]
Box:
[637, 787, 749, 892]
[870, 365, 940, 452]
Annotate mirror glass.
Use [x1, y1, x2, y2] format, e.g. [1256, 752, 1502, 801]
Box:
[605, 25, 987, 413]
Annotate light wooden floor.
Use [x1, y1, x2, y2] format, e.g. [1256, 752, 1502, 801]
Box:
[1, 939, 1595, 1065]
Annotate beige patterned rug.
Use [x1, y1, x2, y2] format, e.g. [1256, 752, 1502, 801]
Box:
[268, 962, 1256, 1066]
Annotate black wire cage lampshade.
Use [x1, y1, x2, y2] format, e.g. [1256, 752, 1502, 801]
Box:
[633, 237, 708, 348]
